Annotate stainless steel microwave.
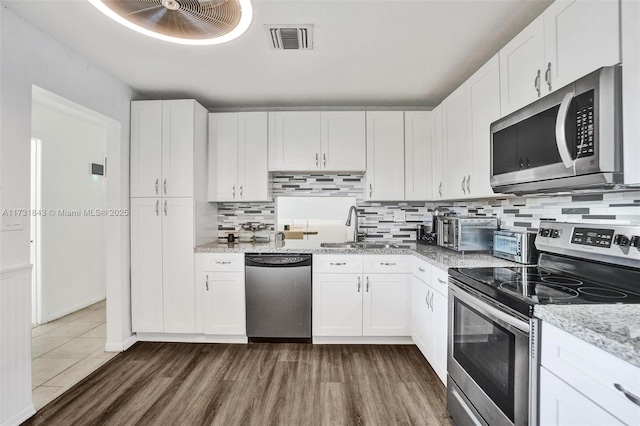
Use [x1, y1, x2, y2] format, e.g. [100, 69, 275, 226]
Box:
[490, 65, 622, 194]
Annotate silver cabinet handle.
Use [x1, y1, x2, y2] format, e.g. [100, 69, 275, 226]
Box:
[366, 276, 370, 292]
[323, 153, 326, 168]
[380, 262, 396, 266]
[461, 176, 466, 194]
[357, 276, 361, 292]
[205, 275, 209, 291]
[535, 69, 541, 97]
[155, 178, 159, 194]
[466, 175, 471, 193]
[614, 383, 640, 407]
[425, 293, 429, 307]
[155, 200, 159, 216]
[315, 153, 319, 168]
[215, 261, 232, 265]
[369, 183, 373, 197]
[430, 292, 434, 311]
[240, 185, 243, 198]
[545, 62, 552, 92]
[437, 278, 446, 285]
[164, 200, 167, 216]
[438, 182, 443, 197]
[232, 185, 235, 199]
[163, 178, 167, 194]
[418, 267, 425, 273]
[330, 262, 346, 266]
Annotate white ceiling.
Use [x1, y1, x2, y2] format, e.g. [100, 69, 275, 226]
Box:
[4, 0, 552, 109]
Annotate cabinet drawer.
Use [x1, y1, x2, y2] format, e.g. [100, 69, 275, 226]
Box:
[314, 255, 363, 274]
[541, 322, 640, 426]
[198, 253, 244, 272]
[412, 257, 431, 283]
[431, 267, 448, 297]
[363, 255, 411, 274]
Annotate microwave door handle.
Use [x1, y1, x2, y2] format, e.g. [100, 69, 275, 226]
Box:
[555, 91, 575, 170]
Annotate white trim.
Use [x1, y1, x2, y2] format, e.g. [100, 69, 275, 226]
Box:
[104, 334, 137, 352]
[136, 333, 248, 344]
[312, 336, 414, 345]
[41, 296, 105, 324]
[2, 403, 35, 426]
[0, 264, 33, 278]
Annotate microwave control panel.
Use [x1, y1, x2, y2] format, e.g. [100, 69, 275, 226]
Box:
[574, 90, 595, 159]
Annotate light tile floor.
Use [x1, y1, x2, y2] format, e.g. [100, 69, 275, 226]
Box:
[31, 300, 118, 410]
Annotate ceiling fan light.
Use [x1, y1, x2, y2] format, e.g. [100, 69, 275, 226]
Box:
[88, 0, 253, 46]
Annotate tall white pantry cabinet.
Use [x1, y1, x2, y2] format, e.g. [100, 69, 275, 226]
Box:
[130, 100, 216, 335]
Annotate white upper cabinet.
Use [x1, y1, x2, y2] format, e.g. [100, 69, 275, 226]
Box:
[268, 111, 366, 172]
[500, 0, 621, 116]
[321, 112, 366, 171]
[405, 111, 433, 201]
[131, 100, 199, 198]
[365, 111, 405, 201]
[443, 85, 469, 200]
[432, 105, 445, 200]
[466, 54, 500, 199]
[208, 112, 269, 202]
[543, 0, 620, 92]
[499, 16, 546, 116]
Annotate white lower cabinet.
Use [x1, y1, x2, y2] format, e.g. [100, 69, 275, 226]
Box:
[539, 322, 640, 426]
[313, 254, 411, 338]
[195, 254, 246, 336]
[411, 258, 448, 385]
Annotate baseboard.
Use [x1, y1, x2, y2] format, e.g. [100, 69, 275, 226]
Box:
[2, 403, 35, 426]
[0, 263, 32, 278]
[42, 295, 105, 323]
[312, 336, 414, 345]
[136, 333, 248, 344]
[104, 334, 137, 352]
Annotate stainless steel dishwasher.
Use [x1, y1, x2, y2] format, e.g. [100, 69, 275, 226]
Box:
[245, 253, 312, 343]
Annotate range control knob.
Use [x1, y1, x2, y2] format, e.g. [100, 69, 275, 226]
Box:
[614, 234, 630, 247]
[630, 236, 640, 248]
[540, 228, 551, 237]
[551, 229, 560, 239]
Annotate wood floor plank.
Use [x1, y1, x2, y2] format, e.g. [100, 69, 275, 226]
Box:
[24, 343, 452, 426]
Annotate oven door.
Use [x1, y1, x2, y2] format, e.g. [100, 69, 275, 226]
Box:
[448, 279, 530, 426]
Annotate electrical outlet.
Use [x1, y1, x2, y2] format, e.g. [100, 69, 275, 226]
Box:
[393, 210, 406, 222]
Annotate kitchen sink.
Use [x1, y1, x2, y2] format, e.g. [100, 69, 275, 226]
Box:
[319, 242, 400, 249]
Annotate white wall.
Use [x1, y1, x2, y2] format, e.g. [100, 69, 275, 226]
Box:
[32, 99, 107, 322]
[0, 6, 135, 425]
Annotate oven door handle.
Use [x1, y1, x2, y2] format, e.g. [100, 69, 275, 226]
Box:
[555, 91, 575, 170]
[450, 282, 529, 334]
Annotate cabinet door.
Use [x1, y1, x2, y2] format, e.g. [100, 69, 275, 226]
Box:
[162, 197, 195, 333]
[443, 85, 469, 200]
[430, 287, 448, 385]
[466, 54, 500, 199]
[539, 367, 625, 426]
[162, 100, 194, 197]
[130, 197, 164, 332]
[238, 112, 270, 201]
[313, 273, 363, 336]
[320, 111, 366, 171]
[405, 111, 433, 200]
[209, 113, 239, 202]
[131, 101, 163, 198]
[201, 271, 246, 335]
[365, 111, 405, 201]
[544, 0, 620, 93]
[432, 105, 445, 200]
[499, 16, 545, 116]
[269, 112, 321, 171]
[411, 275, 431, 358]
[363, 274, 411, 336]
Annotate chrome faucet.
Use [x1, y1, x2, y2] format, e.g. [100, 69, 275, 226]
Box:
[345, 205, 359, 242]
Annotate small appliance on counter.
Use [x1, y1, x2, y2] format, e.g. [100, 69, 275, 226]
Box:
[417, 225, 437, 245]
[436, 216, 499, 252]
[493, 229, 538, 264]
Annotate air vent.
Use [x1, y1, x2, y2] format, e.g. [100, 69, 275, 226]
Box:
[266, 25, 313, 50]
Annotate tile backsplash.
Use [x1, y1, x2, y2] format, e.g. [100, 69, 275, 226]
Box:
[217, 173, 640, 244]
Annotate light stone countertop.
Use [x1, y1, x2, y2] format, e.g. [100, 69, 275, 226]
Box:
[535, 304, 640, 368]
[195, 240, 517, 271]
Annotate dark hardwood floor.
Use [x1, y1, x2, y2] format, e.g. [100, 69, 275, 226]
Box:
[24, 342, 453, 425]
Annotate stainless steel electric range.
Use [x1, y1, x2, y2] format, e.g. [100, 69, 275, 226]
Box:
[446, 221, 640, 426]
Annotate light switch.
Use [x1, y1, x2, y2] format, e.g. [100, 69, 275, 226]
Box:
[393, 210, 406, 222]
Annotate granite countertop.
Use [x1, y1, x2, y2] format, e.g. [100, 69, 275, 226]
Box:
[535, 304, 640, 368]
[195, 241, 517, 271]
